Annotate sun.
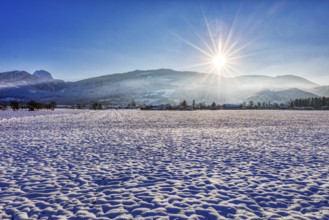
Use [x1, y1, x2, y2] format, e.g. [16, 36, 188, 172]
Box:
[172, 13, 257, 103]
[211, 54, 226, 69]
[173, 13, 257, 78]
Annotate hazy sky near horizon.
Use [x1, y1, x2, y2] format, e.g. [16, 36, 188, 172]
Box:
[1, 0, 329, 84]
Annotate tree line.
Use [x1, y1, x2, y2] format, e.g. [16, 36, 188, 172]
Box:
[1, 100, 57, 111]
[141, 97, 329, 110]
[288, 97, 329, 109]
[2, 97, 328, 111]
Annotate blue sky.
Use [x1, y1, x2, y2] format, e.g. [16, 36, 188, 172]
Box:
[1, 0, 329, 84]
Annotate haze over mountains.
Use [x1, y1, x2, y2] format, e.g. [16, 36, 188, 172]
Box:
[0, 69, 328, 105]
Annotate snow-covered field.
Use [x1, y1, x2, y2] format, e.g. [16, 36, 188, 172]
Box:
[0, 109, 329, 219]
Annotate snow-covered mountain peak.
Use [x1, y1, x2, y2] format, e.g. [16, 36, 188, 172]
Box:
[33, 70, 53, 80]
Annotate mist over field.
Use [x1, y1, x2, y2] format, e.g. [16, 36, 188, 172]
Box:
[1, 69, 328, 106]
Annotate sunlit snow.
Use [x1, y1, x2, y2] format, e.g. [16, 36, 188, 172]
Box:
[0, 110, 328, 219]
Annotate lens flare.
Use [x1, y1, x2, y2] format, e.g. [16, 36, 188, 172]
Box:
[211, 54, 226, 70]
[173, 10, 259, 103]
[173, 10, 260, 78]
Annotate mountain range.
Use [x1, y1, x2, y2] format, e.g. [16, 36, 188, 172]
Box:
[0, 69, 328, 105]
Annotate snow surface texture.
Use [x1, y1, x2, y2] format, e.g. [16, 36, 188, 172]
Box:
[0, 110, 329, 220]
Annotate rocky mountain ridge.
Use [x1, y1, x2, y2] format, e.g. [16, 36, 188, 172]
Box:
[0, 69, 327, 105]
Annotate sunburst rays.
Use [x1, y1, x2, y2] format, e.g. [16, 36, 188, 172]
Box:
[175, 12, 257, 78]
[173, 12, 257, 103]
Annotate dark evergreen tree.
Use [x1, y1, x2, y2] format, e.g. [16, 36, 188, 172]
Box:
[211, 102, 216, 109]
[27, 100, 40, 111]
[180, 100, 188, 107]
[10, 101, 20, 111]
[92, 102, 96, 110]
